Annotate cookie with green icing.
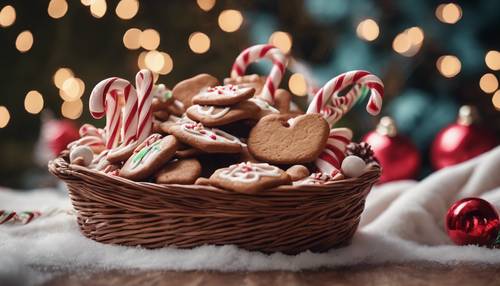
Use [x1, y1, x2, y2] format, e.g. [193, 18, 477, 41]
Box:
[120, 134, 179, 181]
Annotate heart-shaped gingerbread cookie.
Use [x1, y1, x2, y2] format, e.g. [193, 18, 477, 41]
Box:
[247, 114, 329, 164]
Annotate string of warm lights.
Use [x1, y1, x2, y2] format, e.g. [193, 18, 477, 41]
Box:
[0, 0, 498, 130]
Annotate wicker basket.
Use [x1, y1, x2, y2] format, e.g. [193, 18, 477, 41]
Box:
[48, 155, 380, 254]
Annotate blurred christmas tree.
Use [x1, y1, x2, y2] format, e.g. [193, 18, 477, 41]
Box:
[0, 0, 498, 187]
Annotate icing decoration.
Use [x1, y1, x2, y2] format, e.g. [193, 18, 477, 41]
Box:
[203, 85, 243, 97]
[195, 105, 231, 119]
[181, 123, 243, 145]
[130, 134, 162, 169]
[230, 44, 288, 104]
[219, 162, 281, 183]
[249, 97, 279, 113]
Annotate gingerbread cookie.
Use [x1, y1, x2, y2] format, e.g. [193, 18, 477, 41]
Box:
[195, 177, 211, 186]
[166, 99, 185, 116]
[167, 122, 243, 154]
[248, 113, 329, 164]
[186, 100, 259, 127]
[175, 144, 203, 158]
[107, 141, 139, 163]
[155, 158, 202, 184]
[192, 85, 255, 106]
[159, 115, 195, 133]
[209, 162, 291, 193]
[224, 74, 266, 96]
[286, 165, 310, 181]
[274, 89, 292, 114]
[172, 73, 219, 108]
[119, 134, 179, 181]
[153, 110, 170, 121]
[248, 97, 280, 119]
[151, 84, 174, 111]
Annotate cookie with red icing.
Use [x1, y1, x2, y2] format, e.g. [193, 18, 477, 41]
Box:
[192, 85, 255, 106]
[166, 122, 243, 154]
[186, 100, 259, 127]
[119, 134, 179, 181]
[223, 74, 266, 96]
[209, 162, 291, 193]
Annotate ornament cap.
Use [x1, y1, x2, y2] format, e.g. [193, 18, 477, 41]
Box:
[376, 116, 397, 137]
[457, 105, 478, 126]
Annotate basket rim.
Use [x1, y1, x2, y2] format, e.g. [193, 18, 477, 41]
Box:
[48, 156, 381, 195]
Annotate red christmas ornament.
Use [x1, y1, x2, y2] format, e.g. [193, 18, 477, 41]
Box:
[431, 105, 497, 170]
[42, 119, 80, 156]
[445, 197, 500, 246]
[363, 116, 421, 183]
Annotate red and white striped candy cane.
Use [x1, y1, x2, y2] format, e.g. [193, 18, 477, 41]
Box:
[307, 70, 384, 126]
[315, 128, 353, 175]
[89, 77, 138, 148]
[230, 44, 287, 104]
[135, 69, 154, 142]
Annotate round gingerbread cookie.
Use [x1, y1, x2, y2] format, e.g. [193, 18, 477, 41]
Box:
[155, 158, 202, 184]
[191, 85, 255, 106]
[119, 134, 179, 181]
[186, 100, 260, 127]
[172, 74, 219, 108]
[248, 113, 330, 164]
[167, 122, 243, 154]
[209, 162, 291, 193]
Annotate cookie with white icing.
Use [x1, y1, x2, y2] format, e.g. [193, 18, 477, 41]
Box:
[120, 134, 179, 181]
[166, 122, 243, 154]
[186, 100, 259, 127]
[209, 162, 291, 193]
[172, 73, 219, 108]
[192, 85, 255, 106]
[155, 158, 201, 184]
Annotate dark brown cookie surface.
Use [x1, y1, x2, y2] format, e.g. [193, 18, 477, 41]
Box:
[192, 85, 255, 106]
[167, 122, 243, 154]
[155, 158, 202, 184]
[209, 162, 291, 193]
[186, 100, 259, 127]
[172, 74, 218, 108]
[119, 134, 179, 181]
[248, 114, 330, 164]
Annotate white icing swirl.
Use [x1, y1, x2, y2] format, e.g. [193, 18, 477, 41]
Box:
[249, 97, 279, 113]
[195, 105, 230, 119]
[219, 162, 282, 183]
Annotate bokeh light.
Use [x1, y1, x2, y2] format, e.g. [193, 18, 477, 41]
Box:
[436, 55, 461, 78]
[90, 0, 107, 18]
[140, 29, 160, 50]
[159, 52, 173, 75]
[61, 77, 85, 102]
[197, 0, 216, 11]
[492, 90, 500, 110]
[188, 32, 211, 54]
[436, 3, 462, 24]
[0, 106, 10, 128]
[392, 27, 424, 57]
[479, 73, 499, 94]
[53, 68, 74, 89]
[218, 9, 243, 32]
[485, 50, 500, 71]
[145, 50, 164, 73]
[24, 90, 44, 114]
[81, 0, 92, 6]
[123, 28, 141, 50]
[61, 99, 83, 119]
[0, 5, 16, 27]
[15, 30, 34, 53]
[48, 0, 68, 19]
[137, 51, 147, 69]
[115, 0, 139, 20]
[269, 31, 292, 54]
[288, 73, 307, 96]
[356, 19, 379, 42]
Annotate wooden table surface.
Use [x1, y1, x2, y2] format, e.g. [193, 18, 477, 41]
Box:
[37, 263, 500, 286]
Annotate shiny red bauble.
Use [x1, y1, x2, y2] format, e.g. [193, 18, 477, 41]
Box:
[431, 106, 497, 170]
[363, 117, 421, 183]
[445, 197, 500, 246]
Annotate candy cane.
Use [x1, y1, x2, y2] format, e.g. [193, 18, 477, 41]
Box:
[307, 70, 384, 126]
[79, 123, 105, 139]
[89, 77, 138, 148]
[315, 128, 353, 175]
[135, 69, 154, 142]
[230, 44, 287, 104]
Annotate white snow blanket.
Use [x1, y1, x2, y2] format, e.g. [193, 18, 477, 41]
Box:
[1, 147, 500, 275]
